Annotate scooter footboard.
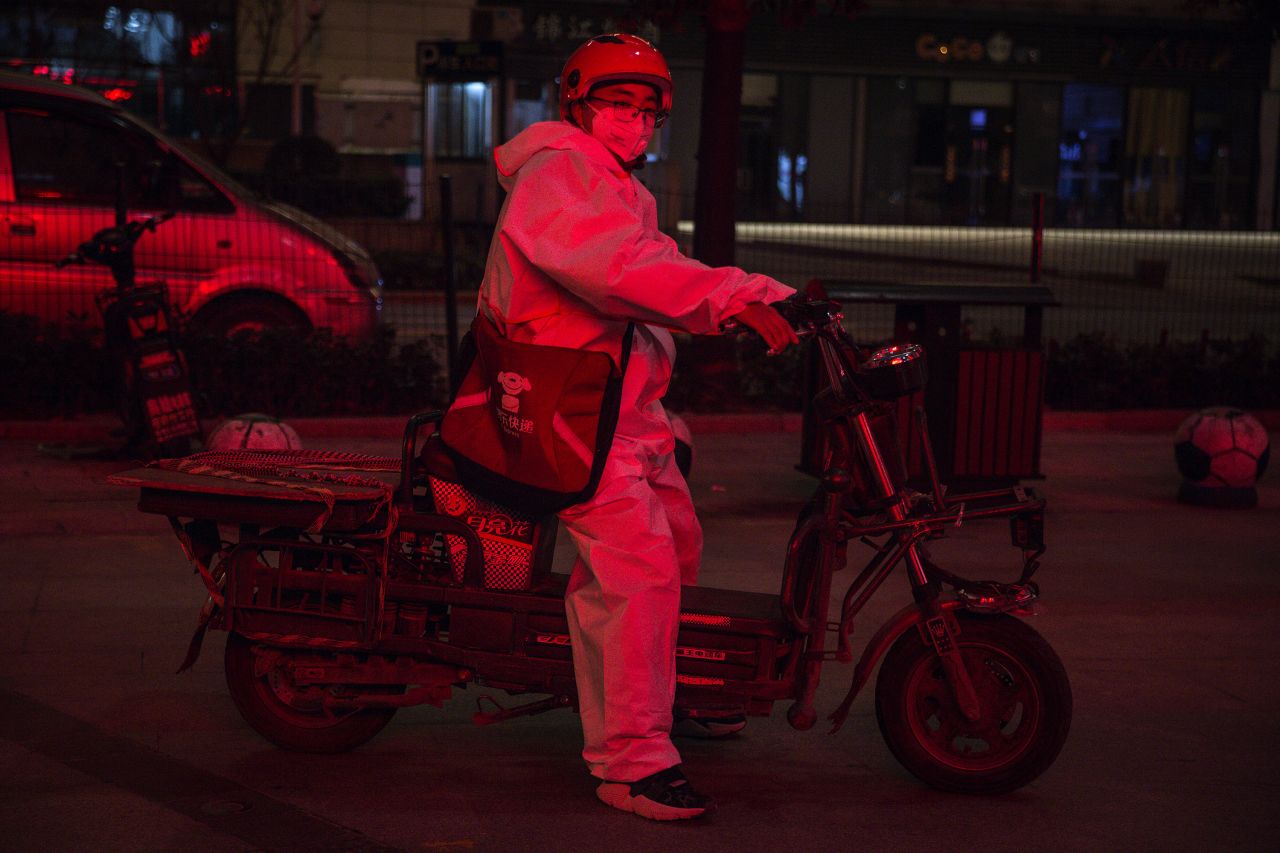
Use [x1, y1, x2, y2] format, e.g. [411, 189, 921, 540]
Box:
[439, 577, 796, 709]
[674, 585, 794, 704]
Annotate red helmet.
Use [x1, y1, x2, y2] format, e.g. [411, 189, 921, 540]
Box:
[558, 33, 672, 121]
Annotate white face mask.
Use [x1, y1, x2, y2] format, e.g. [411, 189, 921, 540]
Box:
[586, 102, 654, 165]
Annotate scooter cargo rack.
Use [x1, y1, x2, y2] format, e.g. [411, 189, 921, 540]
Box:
[108, 451, 403, 533]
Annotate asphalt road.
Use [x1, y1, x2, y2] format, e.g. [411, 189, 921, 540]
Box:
[1, 426, 1277, 852]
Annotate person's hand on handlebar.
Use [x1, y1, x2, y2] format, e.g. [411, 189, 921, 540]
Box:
[731, 301, 800, 355]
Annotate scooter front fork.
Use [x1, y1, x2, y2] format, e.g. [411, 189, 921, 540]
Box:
[787, 467, 850, 731]
[918, 593, 982, 721]
[851, 410, 983, 722]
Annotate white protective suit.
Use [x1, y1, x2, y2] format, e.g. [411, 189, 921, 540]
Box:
[478, 121, 794, 782]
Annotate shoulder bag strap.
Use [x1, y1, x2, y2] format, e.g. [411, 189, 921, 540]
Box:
[619, 322, 636, 374]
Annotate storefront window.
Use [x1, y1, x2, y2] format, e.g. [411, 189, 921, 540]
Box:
[1123, 87, 1189, 228]
[944, 80, 1013, 226]
[862, 76, 914, 225]
[1056, 84, 1124, 227]
[1012, 83, 1060, 226]
[510, 79, 553, 137]
[1185, 86, 1255, 229]
[738, 73, 780, 220]
[429, 81, 493, 159]
[908, 78, 947, 224]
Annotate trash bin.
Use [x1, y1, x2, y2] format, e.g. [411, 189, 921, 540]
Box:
[801, 280, 1057, 485]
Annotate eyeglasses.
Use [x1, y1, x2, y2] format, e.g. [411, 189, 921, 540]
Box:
[586, 97, 668, 127]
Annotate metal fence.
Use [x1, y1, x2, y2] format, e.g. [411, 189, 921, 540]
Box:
[4, 192, 1278, 354]
[374, 199, 1280, 353]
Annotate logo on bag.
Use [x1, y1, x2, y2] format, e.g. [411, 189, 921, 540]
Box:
[465, 511, 532, 540]
[495, 371, 535, 435]
[497, 371, 531, 413]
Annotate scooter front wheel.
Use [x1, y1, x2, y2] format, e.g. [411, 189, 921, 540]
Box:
[874, 612, 1071, 794]
[224, 633, 398, 753]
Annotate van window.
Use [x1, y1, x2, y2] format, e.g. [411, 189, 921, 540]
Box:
[169, 158, 236, 214]
[6, 109, 233, 213]
[7, 110, 122, 206]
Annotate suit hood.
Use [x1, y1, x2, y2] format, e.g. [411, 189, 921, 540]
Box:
[493, 121, 624, 189]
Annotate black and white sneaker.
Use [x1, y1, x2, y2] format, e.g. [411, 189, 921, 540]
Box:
[596, 765, 715, 821]
[672, 712, 747, 739]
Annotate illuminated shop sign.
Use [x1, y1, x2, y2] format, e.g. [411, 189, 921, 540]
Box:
[915, 31, 1040, 65]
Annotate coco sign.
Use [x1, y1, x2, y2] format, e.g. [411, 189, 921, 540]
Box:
[915, 31, 1040, 65]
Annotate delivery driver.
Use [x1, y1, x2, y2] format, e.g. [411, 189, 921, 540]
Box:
[476, 33, 798, 820]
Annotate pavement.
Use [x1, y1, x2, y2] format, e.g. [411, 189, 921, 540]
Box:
[1, 416, 1278, 852]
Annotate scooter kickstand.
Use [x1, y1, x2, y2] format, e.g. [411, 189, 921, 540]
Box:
[474, 694, 572, 725]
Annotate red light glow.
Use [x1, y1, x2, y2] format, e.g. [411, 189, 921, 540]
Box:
[189, 31, 212, 57]
[84, 75, 137, 88]
[31, 65, 77, 85]
[102, 88, 134, 102]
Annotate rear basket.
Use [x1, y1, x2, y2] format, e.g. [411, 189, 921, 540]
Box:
[224, 541, 376, 646]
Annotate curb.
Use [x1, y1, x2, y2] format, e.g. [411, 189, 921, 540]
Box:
[1042, 408, 1280, 433]
[2, 409, 1276, 443]
[0, 412, 805, 441]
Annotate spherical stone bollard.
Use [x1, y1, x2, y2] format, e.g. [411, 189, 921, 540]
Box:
[1174, 407, 1270, 508]
[206, 412, 303, 452]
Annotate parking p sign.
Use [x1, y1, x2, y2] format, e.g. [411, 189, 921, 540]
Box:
[417, 41, 504, 81]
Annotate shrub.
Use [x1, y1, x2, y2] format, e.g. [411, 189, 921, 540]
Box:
[0, 316, 445, 420]
[0, 310, 112, 417]
[3, 306, 1275, 420]
[665, 334, 806, 412]
[1045, 333, 1278, 410]
[183, 325, 445, 417]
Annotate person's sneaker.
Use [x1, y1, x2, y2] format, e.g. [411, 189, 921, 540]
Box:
[672, 712, 747, 739]
[596, 765, 715, 820]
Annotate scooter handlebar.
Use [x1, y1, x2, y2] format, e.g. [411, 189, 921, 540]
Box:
[720, 293, 845, 340]
[54, 211, 177, 269]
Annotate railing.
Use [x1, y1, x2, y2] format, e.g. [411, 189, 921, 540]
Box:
[3, 191, 1277, 416]
[377, 211, 1280, 352]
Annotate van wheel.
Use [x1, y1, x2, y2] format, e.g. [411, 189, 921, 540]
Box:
[191, 296, 309, 339]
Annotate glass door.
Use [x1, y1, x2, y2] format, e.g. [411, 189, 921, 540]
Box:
[943, 81, 1013, 226]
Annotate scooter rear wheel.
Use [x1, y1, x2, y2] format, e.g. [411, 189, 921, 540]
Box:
[874, 612, 1071, 794]
[224, 633, 398, 753]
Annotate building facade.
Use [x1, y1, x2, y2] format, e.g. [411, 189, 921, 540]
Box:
[4, 1, 1275, 230]
[413, 0, 1279, 231]
[655, 6, 1278, 231]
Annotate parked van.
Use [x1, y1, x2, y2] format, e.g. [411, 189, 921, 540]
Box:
[0, 71, 381, 338]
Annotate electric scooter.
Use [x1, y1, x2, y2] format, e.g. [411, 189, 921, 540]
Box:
[57, 210, 200, 458]
[108, 294, 1070, 795]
